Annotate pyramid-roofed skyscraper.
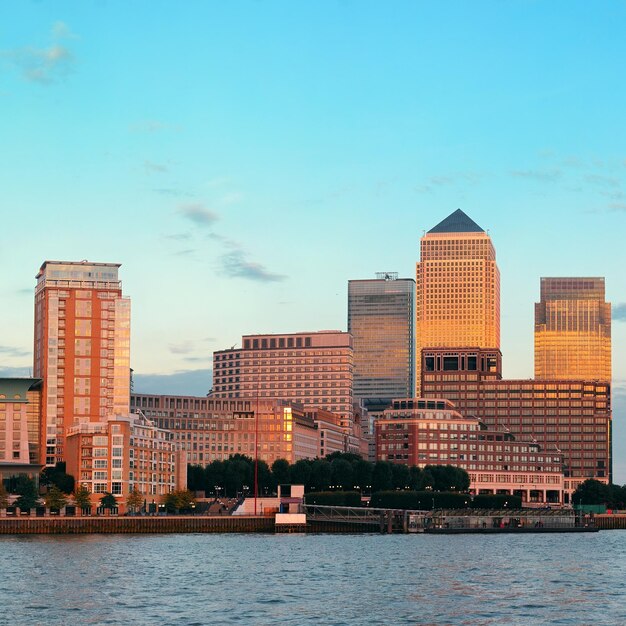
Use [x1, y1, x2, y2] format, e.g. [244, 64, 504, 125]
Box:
[416, 209, 500, 392]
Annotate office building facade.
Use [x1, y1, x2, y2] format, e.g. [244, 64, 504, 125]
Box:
[348, 273, 415, 415]
[420, 348, 611, 498]
[416, 209, 500, 393]
[130, 394, 319, 465]
[376, 398, 564, 504]
[212, 331, 354, 426]
[535, 277, 611, 382]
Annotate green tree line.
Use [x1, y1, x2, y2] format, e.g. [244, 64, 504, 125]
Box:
[187, 453, 470, 497]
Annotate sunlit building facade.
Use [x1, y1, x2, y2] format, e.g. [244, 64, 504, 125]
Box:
[420, 348, 611, 499]
[416, 209, 500, 393]
[65, 412, 186, 511]
[130, 394, 319, 465]
[34, 261, 131, 466]
[0, 378, 43, 488]
[212, 331, 354, 426]
[348, 273, 415, 416]
[376, 398, 565, 504]
[535, 277, 611, 382]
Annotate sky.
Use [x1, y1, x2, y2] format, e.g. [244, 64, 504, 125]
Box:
[1, 1, 625, 477]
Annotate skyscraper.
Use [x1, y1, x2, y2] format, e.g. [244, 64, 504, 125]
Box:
[416, 209, 500, 392]
[348, 273, 415, 416]
[34, 261, 131, 466]
[535, 277, 611, 382]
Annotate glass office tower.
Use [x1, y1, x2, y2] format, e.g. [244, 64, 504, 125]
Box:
[535, 277, 611, 382]
[348, 273, 415, 416]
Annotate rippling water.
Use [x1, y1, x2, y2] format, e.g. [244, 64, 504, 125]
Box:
[1, 531, 625, 625]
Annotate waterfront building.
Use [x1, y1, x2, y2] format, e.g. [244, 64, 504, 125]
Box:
[34, 261, 131, 466]
[212, 330, 354, 426]
[416, 209, 500, 393]
[65, 412, 185, 510]
[348, 273, 415, 417]
[304, 408, 347, 458]
[535, 277, 611, 382]
[376, 398, 564, 505]
[0, 378, 43, 488]
[420, 348, 611, 499]
[130, 394, 319, 465]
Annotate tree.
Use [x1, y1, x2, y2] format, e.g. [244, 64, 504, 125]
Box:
[372, 462, 393, 492]
[309, 460, 331, 491]
[187, 465, 205, 493]
[126, 486, 144, 514]
[100, 492, 117, 510]
[572, 479, 611, 506]
[391, 464, 411, 490]
[44, 485, 68, 510]
[0, 482, 9, 509]
[271, 459, 291, 488]
[331, 459, 353, 490]
[73, 485, 92, 512]
[290, 460, 312, 486]
[352, 459, 373, 492]
[13, 476, 39, 511]
[162, 490, 196, 514]
[40, 462, 75, 494]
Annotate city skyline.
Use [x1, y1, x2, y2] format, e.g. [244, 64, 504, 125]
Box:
[1, 2, 625, 479]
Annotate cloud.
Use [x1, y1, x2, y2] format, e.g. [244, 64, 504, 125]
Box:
[15, 288, 31, 296]
[144, 160, 168, 173]
[585, 174, 621, 188]
[1, 22, 76, 84]
[130, 119, 182, 133]
[414, 184, 432, 194]
[0, 366, 32, 377]
[510, 169, 562, 182]
[154, 188, 192, 198]
[221, 250, 287, 282]
[164, 232, 191, 241]
[178, 203, 219, 226]
[0, 345, 31, 358]
[613, 303, 626, 321]
[133, 369, 212, 396]
[609, 203, 626, 212]
[169, 341, 194, 355]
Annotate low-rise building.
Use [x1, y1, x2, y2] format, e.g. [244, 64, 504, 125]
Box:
[131, 394, 318, 466]
[66, 413, 185, 511]
[376, 398, 565, 505]
[0, 378, 43, 488]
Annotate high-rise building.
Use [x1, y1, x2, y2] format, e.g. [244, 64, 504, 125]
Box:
[416, 209, 500, 392]
[348, 273, 415, 416]
[34, 261, 131, 466]
[535, 277, 611, 382]
[212, 331, 354, 427]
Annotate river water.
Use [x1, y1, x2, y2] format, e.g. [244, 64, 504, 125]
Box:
[1, 531, 624, 625]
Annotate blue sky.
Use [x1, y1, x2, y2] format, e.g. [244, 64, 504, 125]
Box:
[1, 1, 625, 477]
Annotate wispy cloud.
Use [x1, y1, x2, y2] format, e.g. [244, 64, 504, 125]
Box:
[585, 174, 621, 188]
[0, 366, 32, 377]
[178, 203, 219, 226]
[0, 345, 31, 358]
[1, 21, 76, 84]
[144, 160, 168, 173]
[164, 232, 191, 241]
[154, 188, 192, 198]
[613, 303, 626, 321]
[221, 250, 287, 282]
[609, 202, 626, 212]
[510, 169, 562, 182]
[169, 341, 194, 355]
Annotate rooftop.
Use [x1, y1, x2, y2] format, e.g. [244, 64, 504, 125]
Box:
[427, 209, 485, 234]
